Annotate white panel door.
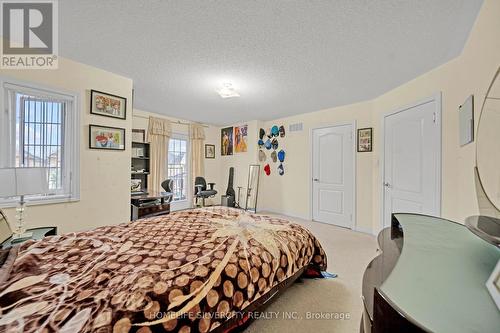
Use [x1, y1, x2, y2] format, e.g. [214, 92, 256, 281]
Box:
[312, 124, 354, 228]
[383, 98, 441, 228]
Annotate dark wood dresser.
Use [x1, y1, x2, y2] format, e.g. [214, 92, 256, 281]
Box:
[361, 213, 500, 333]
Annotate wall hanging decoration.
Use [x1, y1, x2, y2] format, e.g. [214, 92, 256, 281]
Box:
[259, 128, 265, 140]
[278, 149, 285, 162]
[258, 150, 266, 162]
[234, 125, 248, 153]
[90, 89, 127, 119]
[279, 125, 286, 137]
[221, 127, 233, 155]
[278, 149, 286, 176]
[459, 95, 474, 146]
[264, 139, 272, 150]
[271, 125, 279, 137]
[258, 139, 264, 148]
[271, 150, 277, 162]
[357, 127, 373, 152]
[205, 144, 215, 159]
[278, 163, 284, 175]
[271, 138, 279, 150]
[264, 164, 271, 176]
[89, 125, 125, 150]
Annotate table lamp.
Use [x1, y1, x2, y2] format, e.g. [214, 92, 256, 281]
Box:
[0, 168, 49, 239]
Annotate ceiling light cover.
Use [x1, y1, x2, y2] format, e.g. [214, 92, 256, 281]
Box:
[216, 83, 240, 98]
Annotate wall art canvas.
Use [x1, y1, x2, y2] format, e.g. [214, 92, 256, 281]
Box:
[234, 125, 248, 153]
[90, 90, 127, 119]
[89, 125, 125, 150]
[221, 127, 233, 156]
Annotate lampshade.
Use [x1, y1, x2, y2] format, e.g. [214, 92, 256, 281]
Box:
[0, 168, 49, 198]
[0, 169, 16, 197]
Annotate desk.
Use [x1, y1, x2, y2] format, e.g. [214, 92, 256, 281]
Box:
[1, 227, 57, 249]
[130, 190, 173, 221]
[361, 213, 500, 333]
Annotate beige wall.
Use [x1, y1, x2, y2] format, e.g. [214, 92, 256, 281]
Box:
[1, 57, 133, 234]
[259, 0, 500, 234]
[258, 102, 373, 233]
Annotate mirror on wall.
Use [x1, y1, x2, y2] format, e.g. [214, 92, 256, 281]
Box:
[245, 165, 260, 213]
[476, 66, 500, 212]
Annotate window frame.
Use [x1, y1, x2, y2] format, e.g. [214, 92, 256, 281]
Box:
[167, 132, 190, 205]
[0, 77, 80, 207]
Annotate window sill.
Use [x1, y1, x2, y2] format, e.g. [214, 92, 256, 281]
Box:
[0, 195, 80, 209]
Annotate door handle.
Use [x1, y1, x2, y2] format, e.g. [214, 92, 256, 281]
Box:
[383, 182, 392, 188]
[313, 178, 319, 182]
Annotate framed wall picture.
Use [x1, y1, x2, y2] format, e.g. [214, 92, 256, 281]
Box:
[205, 144, 215, 159]
[132, 129, 146, 143]
[221, 127, 233, 156]
[89, 125, 126, 150]
[90, 89, 127, 119]
[357, 127, 373, 152]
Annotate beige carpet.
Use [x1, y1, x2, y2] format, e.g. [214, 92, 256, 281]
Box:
[245, 213, 378, 333]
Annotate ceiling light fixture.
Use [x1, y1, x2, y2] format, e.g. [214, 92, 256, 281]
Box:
[216, 82, 240, 99]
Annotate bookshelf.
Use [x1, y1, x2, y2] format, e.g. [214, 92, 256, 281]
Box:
[131, 141, 150, 195]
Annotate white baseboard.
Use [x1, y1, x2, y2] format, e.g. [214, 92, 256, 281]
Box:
[354, 225, 376, 236]
[258, 207, 309, 221]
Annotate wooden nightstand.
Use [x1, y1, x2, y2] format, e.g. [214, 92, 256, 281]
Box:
[1, 227, 57, 249]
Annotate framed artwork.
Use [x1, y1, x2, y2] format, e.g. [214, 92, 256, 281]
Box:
[221, 127, 233, 156]
[205, 144, 215, 159]
[90, 89, 127, 119]
[132, 129, 145, 143]
[234, 125, 248, 153]
[357, 128, 373, 152]
[89, 125, 126, 150]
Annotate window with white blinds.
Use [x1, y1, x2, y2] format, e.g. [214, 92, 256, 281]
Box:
[0, 79, 80, 206]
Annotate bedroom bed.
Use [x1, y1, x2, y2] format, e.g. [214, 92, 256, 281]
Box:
[0, 207, 327, 332]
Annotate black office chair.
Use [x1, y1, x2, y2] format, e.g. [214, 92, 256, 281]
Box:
[194, 177, 217, 207]
[161, 179, 174, 203]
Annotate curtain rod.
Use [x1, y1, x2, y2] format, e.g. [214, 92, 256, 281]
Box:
[132, 113, 209, 128]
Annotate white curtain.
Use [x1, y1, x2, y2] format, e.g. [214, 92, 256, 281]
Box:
[190, 124, 205, 187]
[147, 117, 171, 193]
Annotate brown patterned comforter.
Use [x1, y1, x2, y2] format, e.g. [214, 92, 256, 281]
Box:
[0, 207, 327, 332]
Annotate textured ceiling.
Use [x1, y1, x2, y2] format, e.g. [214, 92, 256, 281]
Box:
[59, 0, 483, 125]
